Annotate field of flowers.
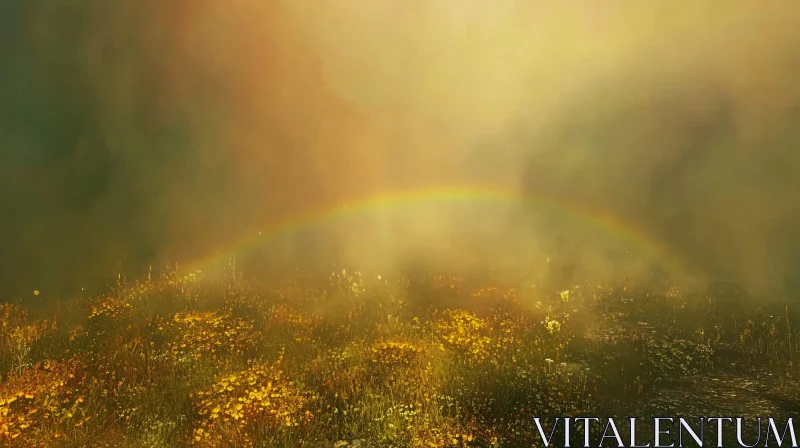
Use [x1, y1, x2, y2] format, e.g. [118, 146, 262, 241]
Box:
[0, 265, 797, 447]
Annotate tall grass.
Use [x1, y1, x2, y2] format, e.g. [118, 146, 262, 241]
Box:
[0, 266, 796, 447]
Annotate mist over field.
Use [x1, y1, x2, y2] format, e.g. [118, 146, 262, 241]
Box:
[2, 1, 800, 299]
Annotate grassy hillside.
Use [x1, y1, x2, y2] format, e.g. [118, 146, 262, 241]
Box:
[0, 266, 797, 447]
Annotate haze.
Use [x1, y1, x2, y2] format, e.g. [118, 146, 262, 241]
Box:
[2, 1, 800, 299]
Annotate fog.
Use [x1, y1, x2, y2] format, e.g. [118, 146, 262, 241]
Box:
[2, 1, 800, 300]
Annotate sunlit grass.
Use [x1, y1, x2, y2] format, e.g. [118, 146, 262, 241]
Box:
[0, 266, 796, 446]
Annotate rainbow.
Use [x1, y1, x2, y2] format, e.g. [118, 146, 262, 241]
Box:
[184, 184, 684, 275]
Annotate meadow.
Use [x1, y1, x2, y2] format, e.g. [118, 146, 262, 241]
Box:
[0, 263, 797, 447]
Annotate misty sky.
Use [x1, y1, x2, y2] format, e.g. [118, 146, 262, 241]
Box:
[2, 1, 800, 299]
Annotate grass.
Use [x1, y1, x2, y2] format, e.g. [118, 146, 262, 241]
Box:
[0, 264, 797, 447]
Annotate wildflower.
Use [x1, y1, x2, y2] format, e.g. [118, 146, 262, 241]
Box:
[189, 354, 314, 446]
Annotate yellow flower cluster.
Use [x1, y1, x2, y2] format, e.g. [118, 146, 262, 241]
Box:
[87, 295, 133, 320]
[0, 305, 57, 375]
[8, 320, 55, 347]
[470, 287, 522, 309]
[190, 353, 315, 446]
[158, 311, 260, 362]
[429, 310, 493, 365]
[0, 304, 27, 329]
[0, 359, 88, 445]
[369, 340, 425, 367]
[165, 271, 201, 287]
[269, 304, 316, 326]
[408, 418, 478, 448]
[470, 286, 498, 298]
[543, 315, 561, 334]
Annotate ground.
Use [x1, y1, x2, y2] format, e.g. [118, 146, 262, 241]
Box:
[0, 266, 797, 447]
